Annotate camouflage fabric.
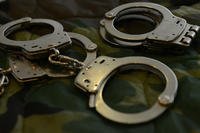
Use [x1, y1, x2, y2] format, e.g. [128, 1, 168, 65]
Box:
[0, 0, 200, 133]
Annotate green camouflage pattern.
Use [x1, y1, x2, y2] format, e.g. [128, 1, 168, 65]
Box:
[0, 0, 200, 133]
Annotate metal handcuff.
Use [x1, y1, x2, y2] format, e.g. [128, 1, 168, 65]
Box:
[100, 2, 200, 50]
[0, 17, 97, 84]
[75, 56, 178, 124]
[0, 17, 72, 59]
[0, 16, 178, 124]
[8, 32, 97, 82]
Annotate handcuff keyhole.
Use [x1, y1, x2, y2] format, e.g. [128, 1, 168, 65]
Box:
[99, 59, 105, 64]
[176, 20, 180, 24]
[32, 45, 38, 48]
[84, 79, 90, 83]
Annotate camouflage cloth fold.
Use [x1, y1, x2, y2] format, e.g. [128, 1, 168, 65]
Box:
[0, 0, 200, 133]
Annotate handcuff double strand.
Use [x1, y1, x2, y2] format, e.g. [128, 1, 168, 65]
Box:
[100, 2, 200, 50]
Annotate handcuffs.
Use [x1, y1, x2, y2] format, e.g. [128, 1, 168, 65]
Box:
[1, 2, 196, 124]
[100, 2, 200, 50]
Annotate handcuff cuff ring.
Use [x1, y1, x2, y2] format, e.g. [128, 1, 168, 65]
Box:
[75, 56, 178, 124]
[0, 17, 71, 59]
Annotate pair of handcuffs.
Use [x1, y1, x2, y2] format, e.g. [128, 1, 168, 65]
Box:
[1, 2, 198, 124]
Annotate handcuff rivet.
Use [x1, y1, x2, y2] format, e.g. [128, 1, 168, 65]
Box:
[158, 95, 171, 106]
[105, 12, 114, 19]
[88, 45, 97, 51]
[100, 20, 105, 26]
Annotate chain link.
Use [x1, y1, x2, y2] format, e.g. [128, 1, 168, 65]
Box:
[49, 48, 85, 70]
[0, 68, 10, 96]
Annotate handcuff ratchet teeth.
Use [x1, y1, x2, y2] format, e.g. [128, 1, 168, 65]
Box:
[75, 56, 178, 124]
[8, 32, 97, 82]
[100, 2, 200, 49]
[0, 17, 71, 59]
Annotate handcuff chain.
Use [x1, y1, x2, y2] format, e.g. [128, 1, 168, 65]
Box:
[0, 68, 11, 96]
[49, 48, 85, 70]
